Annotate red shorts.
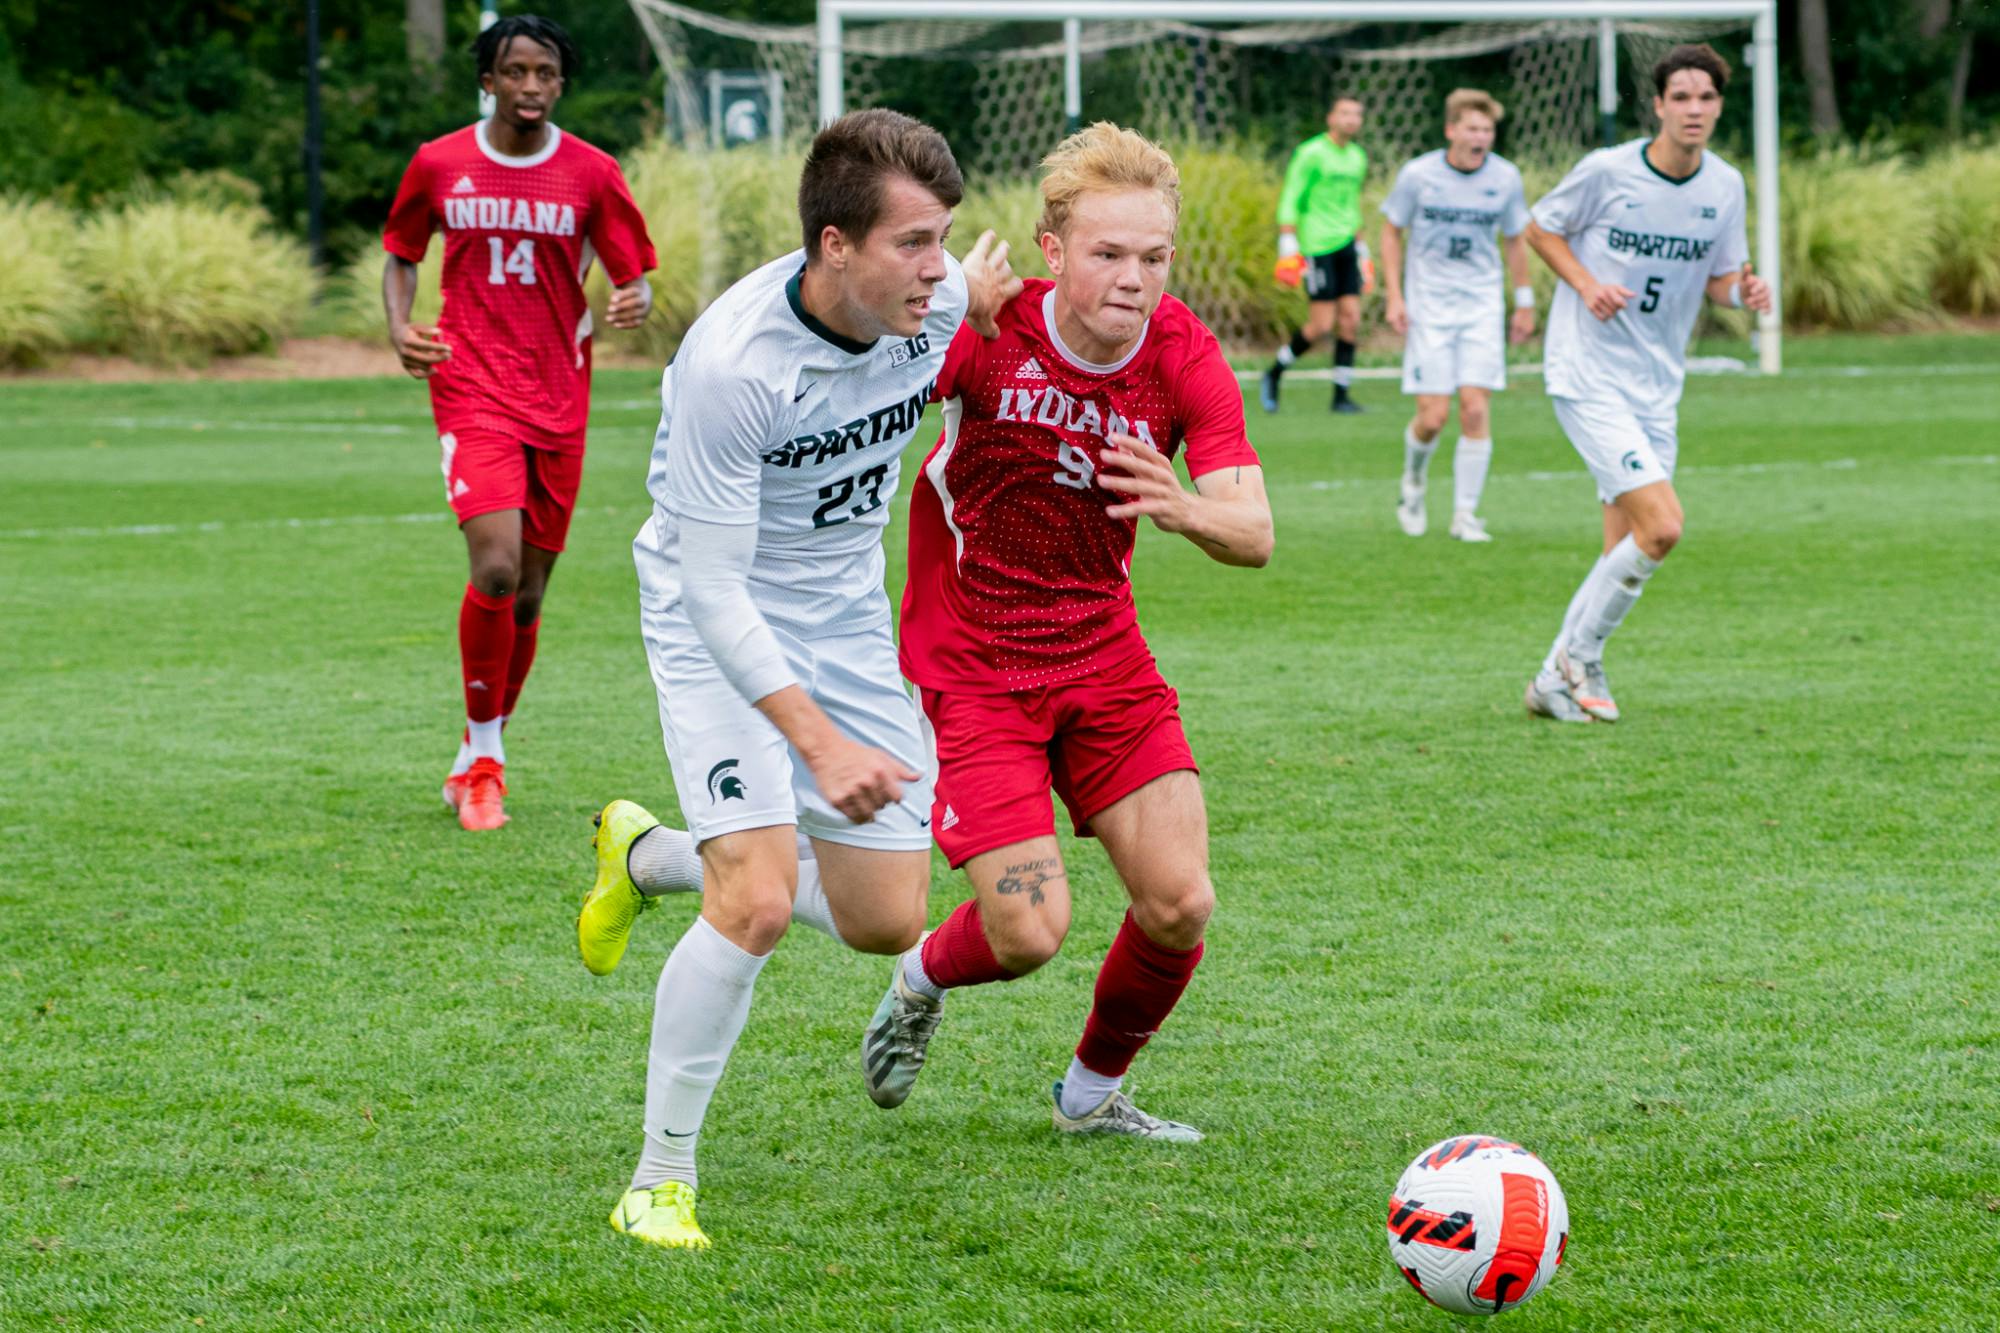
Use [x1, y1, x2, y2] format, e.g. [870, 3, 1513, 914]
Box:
[919, 651, 1197, 868]
[438, 428, 584, 553]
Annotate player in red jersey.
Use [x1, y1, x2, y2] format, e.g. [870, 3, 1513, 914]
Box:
[381, 15, 656, 830]
[860, 124, 1274, 1139]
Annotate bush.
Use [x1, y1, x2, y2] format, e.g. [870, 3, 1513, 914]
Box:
[589, 141, 802, 360]
[0, 196, 77, 366]
[1775, 147, 1938, 330]
[954, 176, 1050, 280]
[1923, 143, 2000, 316]
[325, 248, 443, 343]
[74, 195, 317, 362]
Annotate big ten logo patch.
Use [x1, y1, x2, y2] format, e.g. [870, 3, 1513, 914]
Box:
[888, 331, 930, 367]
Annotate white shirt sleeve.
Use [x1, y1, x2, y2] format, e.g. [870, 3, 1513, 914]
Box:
[657, 356, 784, 526]
[1501, 168, 1532, 237]
[1380, 161, 1419, 228]
[1532, 151, 1607, 238]
[678, 515, 798, 705]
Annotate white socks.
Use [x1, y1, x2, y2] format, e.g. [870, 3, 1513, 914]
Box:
[628, 827, 845, 945]
[466, 716, 505, 765]
[451, 716, 509, 774]
[1543, 553, 1608, 677]
[1059, 1057, 1122, 1118]
[1403, 424, 1438, 481]
[1453, 436, 1492, 515]
[1275, 343, 1297, 367]
[901, 941, 945, 1002]
[786, 834, 846, 945]
[1568, 535, 1659, 662]
[631, 916, 770, 1192]
[629, 826, 704, 896]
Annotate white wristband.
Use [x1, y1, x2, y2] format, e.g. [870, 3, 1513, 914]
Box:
[1727, 281, 1744, 309]
[1277, 233, 1300, 260]
[1513, 285, 1536, 310]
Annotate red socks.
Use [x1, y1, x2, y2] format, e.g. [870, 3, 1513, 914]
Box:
[920, 899, 1017, 989]
[1076, 910, 1203, 1078]
[502, 616, 539, 717]
[458, 584, 515, 723]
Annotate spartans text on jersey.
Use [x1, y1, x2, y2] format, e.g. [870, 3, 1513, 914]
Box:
[759, 383, 935, 469]
[1606, 228, 1715, 262]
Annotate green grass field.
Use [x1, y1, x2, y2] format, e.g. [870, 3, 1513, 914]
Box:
[3, 332, 1997, 1330]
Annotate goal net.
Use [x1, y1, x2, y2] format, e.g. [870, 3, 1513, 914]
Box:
[626, 0, 1776, 363]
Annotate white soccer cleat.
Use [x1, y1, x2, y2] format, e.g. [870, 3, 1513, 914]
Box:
[1554, 648, 1619, 723]
[1448, 510, 1492, 543]
[861, 942, 944, 1109]
[1524, 673, 1595, 724]
[1051, 1082, 1203, 1143]
[1396, 474, 1427, 537]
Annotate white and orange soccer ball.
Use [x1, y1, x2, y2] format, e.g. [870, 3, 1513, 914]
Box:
[1386, 1135, 1569, 1316]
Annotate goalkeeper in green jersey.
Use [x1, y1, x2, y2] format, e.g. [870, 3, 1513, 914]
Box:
[1262, 95, 1374, 415]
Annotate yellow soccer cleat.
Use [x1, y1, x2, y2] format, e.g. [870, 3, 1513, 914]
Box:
[609, 1183, 710, 1251]
[578, 799, 661, 976]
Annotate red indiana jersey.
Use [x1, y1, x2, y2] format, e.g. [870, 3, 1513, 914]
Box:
[901, 279, 1259, 694]
[383, 122, 655, 451]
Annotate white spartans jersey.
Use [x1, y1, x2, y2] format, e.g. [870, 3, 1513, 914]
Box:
[1533, 139, 1749, 409]
[638, 248, 967, 637]
[1379, 149, 1530, 326]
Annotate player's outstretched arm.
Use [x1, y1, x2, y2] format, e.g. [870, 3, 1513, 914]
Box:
[1099, 433, 1273, 568]
[382, 255, 449, 378]
[961, 230, 1024, 339]
[680, 516, 914, 824]
[755, 688, 919, 825]
[1524, 221, 1630, 322]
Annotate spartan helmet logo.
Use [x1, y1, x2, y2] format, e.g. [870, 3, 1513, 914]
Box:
[706, 759, 746, 802]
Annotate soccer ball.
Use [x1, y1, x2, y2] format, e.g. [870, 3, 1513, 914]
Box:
[1386, 1135, 1569, 1315]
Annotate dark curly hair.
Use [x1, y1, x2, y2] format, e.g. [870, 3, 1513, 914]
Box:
[476, 15, 579, 84]
[1652, 43, 1730, 96]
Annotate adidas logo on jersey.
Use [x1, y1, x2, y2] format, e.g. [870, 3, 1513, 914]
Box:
[451, 175, 476, 194]
[1018, 356, 1048, 381]
[940, 804, 959, 831]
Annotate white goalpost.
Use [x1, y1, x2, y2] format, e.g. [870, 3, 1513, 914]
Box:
[809, 0, 1783, 373]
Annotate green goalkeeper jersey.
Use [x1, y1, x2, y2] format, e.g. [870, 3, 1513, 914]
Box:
[1277, 134, 1368, 256]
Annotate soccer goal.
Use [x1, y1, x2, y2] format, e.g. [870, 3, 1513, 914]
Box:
[627, 0, 1781, 371]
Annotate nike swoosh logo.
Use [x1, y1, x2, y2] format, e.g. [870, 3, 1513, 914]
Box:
[794, 386, 811, 401]
[663, 1128, 697, 1138]
[1624, 201, 1645, 209]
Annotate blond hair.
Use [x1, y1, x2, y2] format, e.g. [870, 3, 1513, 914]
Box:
[1036, 121, 1182, 241]
[1445, 88, 1505, 125]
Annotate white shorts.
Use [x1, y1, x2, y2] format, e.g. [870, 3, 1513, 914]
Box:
[640, 605, 934, 852]
[1401, 317, 1506, 395]
[1551, 393, 1680, 503]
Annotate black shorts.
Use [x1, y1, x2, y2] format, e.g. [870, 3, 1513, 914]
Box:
[1305, 241, 1363, 301]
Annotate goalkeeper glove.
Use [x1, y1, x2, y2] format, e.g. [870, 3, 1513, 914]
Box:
[1274, 233, 1305, 287]
[1357, 239, 1377, 298]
